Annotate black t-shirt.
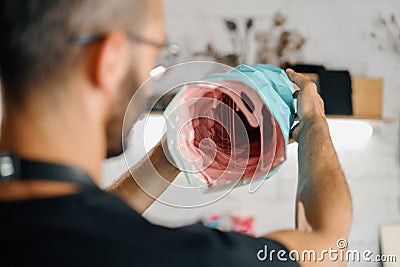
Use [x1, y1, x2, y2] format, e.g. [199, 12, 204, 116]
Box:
[0, 185, 299, 267]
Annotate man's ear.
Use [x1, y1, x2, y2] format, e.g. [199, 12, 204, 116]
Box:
[93, 31, 129, 96]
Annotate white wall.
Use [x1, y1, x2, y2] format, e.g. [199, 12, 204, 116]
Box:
[163, 0, 400, 117]
[101, 1, 400, 266]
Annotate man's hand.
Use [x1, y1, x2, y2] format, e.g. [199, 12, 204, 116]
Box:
[106, 135, 180, 214]
[287, 68, 327, 142]
[264, 69, 352, 267]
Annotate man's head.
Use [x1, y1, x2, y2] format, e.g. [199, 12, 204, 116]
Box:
[0, 0, 165, 157]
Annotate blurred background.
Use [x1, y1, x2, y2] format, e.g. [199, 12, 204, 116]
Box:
[101, 1, 400, 266]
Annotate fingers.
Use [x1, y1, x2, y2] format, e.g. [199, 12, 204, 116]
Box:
[292, 82, 301, 92]
[286, 69, 310, 88]
[286, 69, 317, 92]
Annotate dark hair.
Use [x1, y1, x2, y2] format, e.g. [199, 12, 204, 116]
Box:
[0, 0, 142, 105]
